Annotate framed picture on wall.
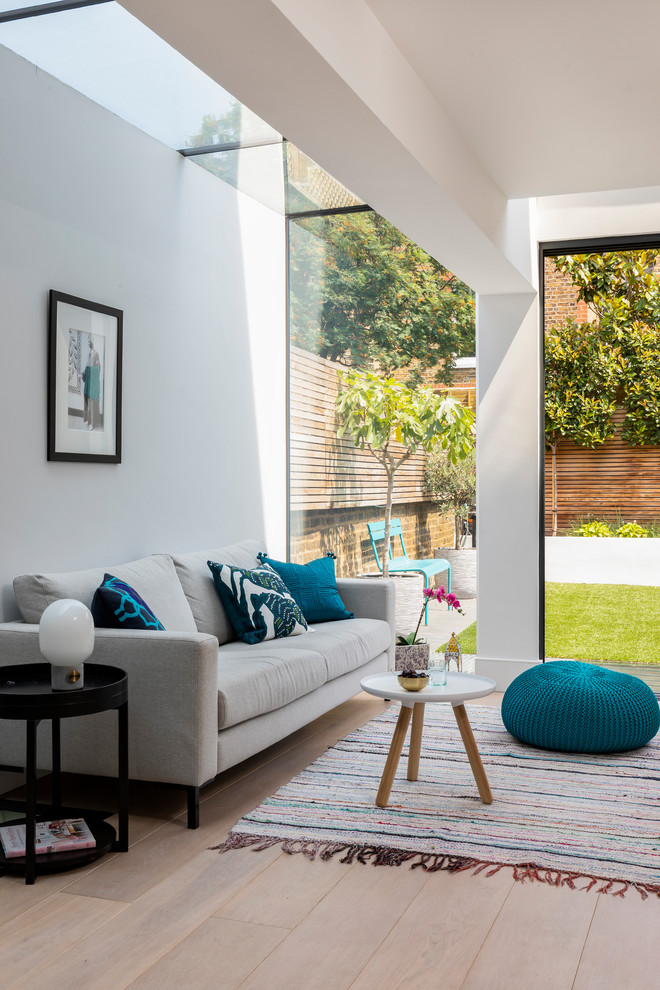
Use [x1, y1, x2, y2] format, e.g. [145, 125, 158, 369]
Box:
[48, 290, 123, 463]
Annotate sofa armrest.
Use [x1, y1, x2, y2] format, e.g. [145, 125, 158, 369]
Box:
[336, 578, 395, 668]
[0, 623, 219, 787]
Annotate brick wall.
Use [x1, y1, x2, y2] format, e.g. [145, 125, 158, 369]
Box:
[290, 501, 455, 576]
[543, 258, 589, 327]
[392, 362, 476, 398]
[450, 365, 476, 386]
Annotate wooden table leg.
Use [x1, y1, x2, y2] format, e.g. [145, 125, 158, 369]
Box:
[407, 703, 425, 781]
[451, 703, 493, 804]
[376, 705, 412, 808]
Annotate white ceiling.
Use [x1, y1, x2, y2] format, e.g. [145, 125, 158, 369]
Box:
[367, 0, 660, 198]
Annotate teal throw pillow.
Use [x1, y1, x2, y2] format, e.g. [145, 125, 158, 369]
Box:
[256, 553, 353, 624]
[91, 574, 165, 631]
[207, 561, 308, 645]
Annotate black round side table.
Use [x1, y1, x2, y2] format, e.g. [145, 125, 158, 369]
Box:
[0, 663, 128, 884]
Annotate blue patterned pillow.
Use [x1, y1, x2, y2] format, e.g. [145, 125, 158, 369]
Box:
[207, 561, 308, 644]
[91, 574, 165, 631]
[257, 553, 353, 623]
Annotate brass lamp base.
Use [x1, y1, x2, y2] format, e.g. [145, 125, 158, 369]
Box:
[51, 664, 85, 691]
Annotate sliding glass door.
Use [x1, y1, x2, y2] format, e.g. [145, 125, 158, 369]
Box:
[542, 240, 660, 689]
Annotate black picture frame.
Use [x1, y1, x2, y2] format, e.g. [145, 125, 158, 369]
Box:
[48, 290, 123, 463]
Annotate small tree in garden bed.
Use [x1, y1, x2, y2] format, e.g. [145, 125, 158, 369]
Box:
[544, 319, 618, 537]
[425, 448, 476, 548]
[336, 369, 475, 576]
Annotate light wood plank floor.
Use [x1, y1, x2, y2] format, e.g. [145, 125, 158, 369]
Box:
[1, 692, 660, 989]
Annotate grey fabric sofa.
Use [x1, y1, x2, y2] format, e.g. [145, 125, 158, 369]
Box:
[0, 539, 394, 827]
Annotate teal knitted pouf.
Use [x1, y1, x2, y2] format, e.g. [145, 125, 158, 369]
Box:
[501, 661, 660, 753]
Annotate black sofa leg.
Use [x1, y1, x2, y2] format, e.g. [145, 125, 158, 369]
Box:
[187, 786, 200, 829]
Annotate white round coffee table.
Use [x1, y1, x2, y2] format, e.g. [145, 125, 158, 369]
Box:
[360, 671, 497, 808]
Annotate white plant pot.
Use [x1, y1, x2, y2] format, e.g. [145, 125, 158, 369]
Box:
[434, 547, 477, 599]
[390, 572, 424, 636]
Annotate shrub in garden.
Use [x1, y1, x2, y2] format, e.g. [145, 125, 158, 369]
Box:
[615, 522, 649, 538]
[574, 521, 613, 537]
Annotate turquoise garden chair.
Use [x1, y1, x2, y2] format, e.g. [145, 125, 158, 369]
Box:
[367, 519, 451, 624]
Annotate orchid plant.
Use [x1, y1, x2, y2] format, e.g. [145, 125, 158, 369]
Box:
[396, 586, 464, 646]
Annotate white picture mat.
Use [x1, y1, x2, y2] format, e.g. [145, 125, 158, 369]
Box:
[54, 300, 118, 457]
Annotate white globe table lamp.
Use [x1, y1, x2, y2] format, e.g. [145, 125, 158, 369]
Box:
[39, 599, 94, 690]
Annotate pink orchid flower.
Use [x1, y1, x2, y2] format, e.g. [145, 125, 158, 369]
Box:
[407, 583, 465, 645]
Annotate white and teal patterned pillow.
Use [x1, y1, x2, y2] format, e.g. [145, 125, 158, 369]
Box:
[207, 561, 308, 644]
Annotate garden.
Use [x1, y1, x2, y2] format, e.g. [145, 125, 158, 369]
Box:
[449, 582, 660, 666]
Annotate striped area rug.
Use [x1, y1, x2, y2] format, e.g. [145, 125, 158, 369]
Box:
[213, 704, 660, 898]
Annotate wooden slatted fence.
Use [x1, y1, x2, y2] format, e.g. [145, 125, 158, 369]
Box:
[544, 411, 660, 533]
[290, 346, 474, 511]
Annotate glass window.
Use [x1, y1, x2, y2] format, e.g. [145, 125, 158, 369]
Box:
[543, 246, 660, 689]
[0, 1, 57, 11]
[284, 145, 364, 215]
[0, 2, 281, 150]
[288, 212, 475, 570]
[190, 144, 285, 214]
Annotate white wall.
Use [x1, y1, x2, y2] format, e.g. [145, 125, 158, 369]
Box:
[546, 537, 660, 587]
[475, 292, 541, 689]
[0, 46, 287, 621]
[537, 187, 660, 244]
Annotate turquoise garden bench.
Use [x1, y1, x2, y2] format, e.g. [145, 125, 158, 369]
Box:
[367, 519, 451, 624]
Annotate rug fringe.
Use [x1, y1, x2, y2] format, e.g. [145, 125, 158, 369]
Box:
[210, 833, 660, 901]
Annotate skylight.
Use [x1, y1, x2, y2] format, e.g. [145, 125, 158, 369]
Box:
[0, 2, 280, 150]
[0, 0, 366, 216]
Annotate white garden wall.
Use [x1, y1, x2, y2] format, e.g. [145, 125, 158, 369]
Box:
[545, 538, 660, 587]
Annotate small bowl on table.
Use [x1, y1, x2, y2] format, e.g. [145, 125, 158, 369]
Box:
[397, 671, 429, 692]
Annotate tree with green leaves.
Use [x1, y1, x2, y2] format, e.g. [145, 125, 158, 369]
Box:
[290, 213, 475, 384]
[336, 369, 475, 575]
[554, 251, 660, 446]
[546, 250, 660, 534]
[189, 105, 476, 381]
[425, 448, 476, 548]
[544, 320, 619, 536]
[187, 101, 273, 185]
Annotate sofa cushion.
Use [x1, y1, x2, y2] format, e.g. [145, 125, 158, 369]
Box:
[256, 553, 353, 623]
[216, 644, 327, 728]
[208, 561, 308, 644]
[215, 617, 391, 728]
[13, 554, 197, 632]
[91, 574, 165, 631]
[270, 617, 391, 681]
[170, 539, 265, 644]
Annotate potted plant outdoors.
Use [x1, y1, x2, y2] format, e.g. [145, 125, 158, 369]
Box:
[425, 447, 476, 598]
[336, 370, 475, 579]
[395, 586, 463, 670]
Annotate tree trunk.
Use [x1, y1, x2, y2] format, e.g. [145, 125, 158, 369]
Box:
[551, 442, 558, 537]
[382, 469, 395, 577]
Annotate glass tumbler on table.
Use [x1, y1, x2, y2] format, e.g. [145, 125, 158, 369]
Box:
[427, 659, 447, 687]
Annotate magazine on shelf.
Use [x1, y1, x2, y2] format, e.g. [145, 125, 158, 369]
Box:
[0, 818, 96, 858]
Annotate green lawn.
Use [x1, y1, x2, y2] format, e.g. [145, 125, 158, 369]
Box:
[443, 583, 660, 664]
